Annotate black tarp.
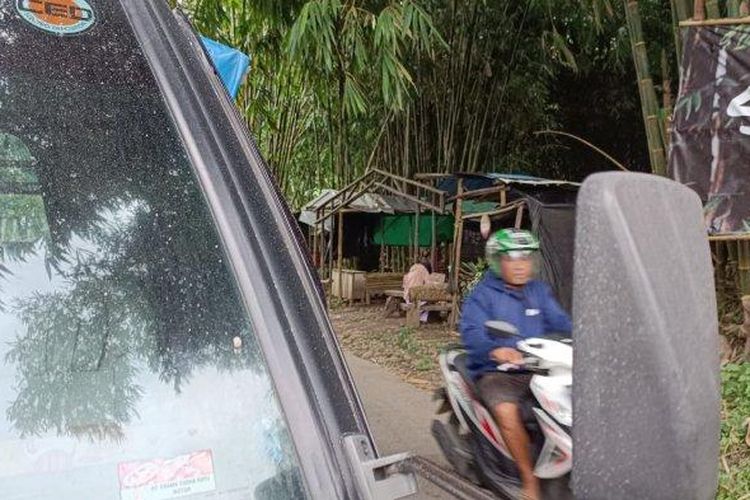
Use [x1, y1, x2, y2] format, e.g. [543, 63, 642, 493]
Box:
[527, 199, 576, 312]
[437, 174, 578, 310]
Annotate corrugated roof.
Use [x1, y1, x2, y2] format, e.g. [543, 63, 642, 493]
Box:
[456, 172, 580, 187]
[299, 189, 420, 228]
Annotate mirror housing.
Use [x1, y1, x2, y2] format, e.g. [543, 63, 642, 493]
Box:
[572, 173, 719, 499]
[484, 320, 521, 339]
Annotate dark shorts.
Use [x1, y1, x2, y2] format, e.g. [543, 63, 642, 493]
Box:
[476, 372, 533, 409]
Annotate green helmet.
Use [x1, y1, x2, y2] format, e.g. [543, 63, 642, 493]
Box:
[485, 229, 539, 276]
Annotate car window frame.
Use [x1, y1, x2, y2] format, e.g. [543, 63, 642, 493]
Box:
[119, 1, 376, 498]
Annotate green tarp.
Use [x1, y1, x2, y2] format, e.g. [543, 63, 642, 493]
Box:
[373, 214, 454, 247]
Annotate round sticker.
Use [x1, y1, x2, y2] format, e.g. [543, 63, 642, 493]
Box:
[15, 0, 96, 36]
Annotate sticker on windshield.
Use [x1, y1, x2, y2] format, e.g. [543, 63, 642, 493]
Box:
[15, 0, 97, 36]
[118, 450, 216, 500]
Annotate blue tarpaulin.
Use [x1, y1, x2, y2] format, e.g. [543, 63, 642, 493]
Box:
[200, 36, 251, 99]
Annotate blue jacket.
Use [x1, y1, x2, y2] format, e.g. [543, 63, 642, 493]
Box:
[459, 272, 572, 380]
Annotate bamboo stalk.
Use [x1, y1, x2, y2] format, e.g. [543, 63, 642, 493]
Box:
[671, 0, 693, 63]
[624, 0, 668, 176]
[693, 0, 706, 20]
[728, 0, 740, 17]
[709, 233, 750, 241]
[681, 15, 750, 25]
[705, 0, 720, 18]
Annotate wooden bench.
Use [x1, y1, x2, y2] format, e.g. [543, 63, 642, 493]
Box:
[365, 273, 403, 304]
[383, 289, 405, 317]
[401, 301, 453, 328]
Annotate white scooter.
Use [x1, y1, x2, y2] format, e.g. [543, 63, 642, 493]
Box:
[432, 321, 572, 498]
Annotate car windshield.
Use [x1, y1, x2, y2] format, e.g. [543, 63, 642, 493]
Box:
[0, 2, 304, 499]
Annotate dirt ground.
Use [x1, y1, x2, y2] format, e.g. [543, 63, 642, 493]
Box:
[329, 302, 458, 391]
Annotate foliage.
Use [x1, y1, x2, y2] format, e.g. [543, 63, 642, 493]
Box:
[397, 326, 418, 354]
[460, 258, 488, 297]
[719, 363, 750, 499]
[177, 0, 677, 207]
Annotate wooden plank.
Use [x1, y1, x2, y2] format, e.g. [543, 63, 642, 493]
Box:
[371, 167, 447, 196]
[708, 233, 750, 241]
[680, 16, 750, 25]
[337, 211, 344, 294]
[461, 201, 525, 221]
[447, 185, 506, 202]
[450, 179, 465, 329]
[421, 304, 453, 312]
[514, 203, 525, 229]
[314, 177, 377, 224]
[313, 219, 319, 268]
[414, 173, 453, 180]
[317, 170, 373, 212]
[431, 210, 437, 272]
[414, 208, 421, 261]
[372, 182, 443, 213]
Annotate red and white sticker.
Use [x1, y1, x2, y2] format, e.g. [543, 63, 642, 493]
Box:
[118, 450, 216, 500]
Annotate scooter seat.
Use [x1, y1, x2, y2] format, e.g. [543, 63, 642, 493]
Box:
[453, 353, 539, 430]
[452, 352, 481, 396]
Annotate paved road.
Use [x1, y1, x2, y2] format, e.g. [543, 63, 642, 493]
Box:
[345, 353, 455, 499]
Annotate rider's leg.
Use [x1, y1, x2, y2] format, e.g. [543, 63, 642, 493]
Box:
[477, 372, 539, 499]
[493, 402, 540, 500]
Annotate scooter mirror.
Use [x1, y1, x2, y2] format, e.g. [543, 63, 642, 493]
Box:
[484, 320, 521, 338]
[572, 173, 719, 499]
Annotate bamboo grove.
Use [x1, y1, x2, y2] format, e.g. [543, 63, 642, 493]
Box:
[173, 0, 689, 209]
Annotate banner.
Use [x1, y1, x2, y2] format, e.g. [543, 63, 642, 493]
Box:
[669, 24, 750, 234]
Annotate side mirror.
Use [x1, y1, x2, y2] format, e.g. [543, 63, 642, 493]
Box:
[484, 320, 521, 338]
[572, 173, 719, 499]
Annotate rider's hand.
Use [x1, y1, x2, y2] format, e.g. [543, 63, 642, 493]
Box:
[491, 347, 523, 365]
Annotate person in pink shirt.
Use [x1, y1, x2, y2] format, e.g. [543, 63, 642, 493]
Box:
[403, 259, 432, 323]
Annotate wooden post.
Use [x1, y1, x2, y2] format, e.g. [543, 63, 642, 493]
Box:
[715, 240, 727, 286]
[431, 210, 437, 272]
[739, 240, 750, 295]
[450, 179, 465, 328]
[337, 211, 344, 295]
[313, 212, 320, 269]
[693, 0, 706, 20]
[414, 208, 421, 263]
[742, 295, 750, 361]
[514, 204, 525, 229]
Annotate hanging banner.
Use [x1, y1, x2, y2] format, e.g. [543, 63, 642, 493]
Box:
[669, 24, 750, 235]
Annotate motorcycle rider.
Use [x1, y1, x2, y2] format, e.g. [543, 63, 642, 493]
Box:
[459, 228, 572, 500]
